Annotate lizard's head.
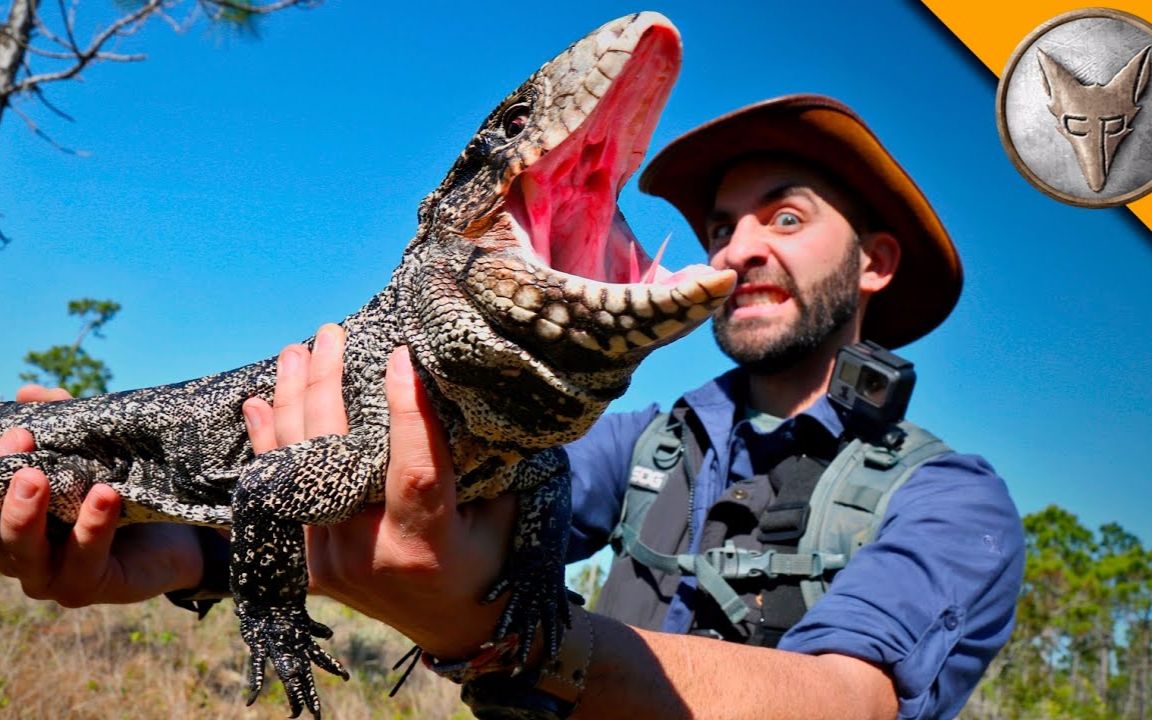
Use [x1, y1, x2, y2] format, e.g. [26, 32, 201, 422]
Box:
[411, 13, 735, 447]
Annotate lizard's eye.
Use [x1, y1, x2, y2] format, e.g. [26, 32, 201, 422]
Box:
[501, 103, 530, 138]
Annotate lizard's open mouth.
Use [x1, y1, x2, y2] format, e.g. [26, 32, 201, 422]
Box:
[506, 20, 709, 287]
[472, 13, 733, 368]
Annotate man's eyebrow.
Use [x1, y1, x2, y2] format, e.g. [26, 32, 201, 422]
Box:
[707, 184, 814, 224]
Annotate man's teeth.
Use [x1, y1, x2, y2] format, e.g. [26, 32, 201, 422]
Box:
[734, 289, 787, 306]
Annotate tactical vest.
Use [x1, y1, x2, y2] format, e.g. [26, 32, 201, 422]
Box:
[597, 403, 950, 646]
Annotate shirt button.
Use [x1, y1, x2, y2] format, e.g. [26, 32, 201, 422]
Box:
[943, 611, 959, 631]
[732, 489, 749, 501]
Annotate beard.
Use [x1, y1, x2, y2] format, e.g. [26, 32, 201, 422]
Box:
[713, 241, 860, 375]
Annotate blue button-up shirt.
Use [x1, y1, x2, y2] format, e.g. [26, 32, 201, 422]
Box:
[563, 368, 1025, 720]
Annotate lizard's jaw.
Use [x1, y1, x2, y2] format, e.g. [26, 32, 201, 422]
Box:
[420, 14, 734, 447]
[509, 12, 677, 284]
[507, 16, 676, 287]
[490, 13, 734, 364]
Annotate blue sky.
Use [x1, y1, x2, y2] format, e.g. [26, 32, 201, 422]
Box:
[1, 1, 1149, 545]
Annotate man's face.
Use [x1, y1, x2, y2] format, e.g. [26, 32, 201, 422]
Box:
[705, 157, 865, 374]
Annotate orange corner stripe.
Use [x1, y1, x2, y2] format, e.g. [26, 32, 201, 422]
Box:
[921, 1, 1152, 231]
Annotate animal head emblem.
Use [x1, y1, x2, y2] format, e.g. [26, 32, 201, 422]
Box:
[1037, 45, 1151, 192]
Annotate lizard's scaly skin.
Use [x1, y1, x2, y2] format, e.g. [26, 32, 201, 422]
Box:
[0, 13, 734, 719]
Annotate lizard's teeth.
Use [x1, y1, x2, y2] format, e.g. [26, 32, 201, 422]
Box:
[610, 273, 734, 351]
[560, 270, 734, 355]
[466, 256, 733, 358]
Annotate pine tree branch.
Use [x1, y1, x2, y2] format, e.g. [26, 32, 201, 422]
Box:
[8, 99, 86, 153]
[1, 0, 323, 136]
[0, 0, 41, 119]
[56, 0, 79, 52]
[204, 0, 320, 14]
[30, 84, 75, 122]
[12, 0, 160, 94]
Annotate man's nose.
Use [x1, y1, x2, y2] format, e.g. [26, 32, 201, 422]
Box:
[716, 215, 770, 271]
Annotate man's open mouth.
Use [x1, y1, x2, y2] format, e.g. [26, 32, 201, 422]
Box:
[734, 286, 791, 307]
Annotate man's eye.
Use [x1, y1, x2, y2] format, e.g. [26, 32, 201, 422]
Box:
[773, 211, 801, 227]
[709, 224, 734, 244]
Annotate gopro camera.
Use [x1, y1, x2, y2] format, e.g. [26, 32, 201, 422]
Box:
[827, 341, 916, 448]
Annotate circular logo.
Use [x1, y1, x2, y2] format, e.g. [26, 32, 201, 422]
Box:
[996, 8, 1152, 207]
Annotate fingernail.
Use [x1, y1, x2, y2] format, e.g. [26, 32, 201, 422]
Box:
[390, 346, 412, 378]
[92, 494, 111, 513]
[242, 403, 260, 430]
[14, 474, 37, 500]
[280, 347, 300, 371]
[316, 325, 335, 352]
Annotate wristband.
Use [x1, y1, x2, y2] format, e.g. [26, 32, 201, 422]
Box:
[462, 673, 576, 720]
[530, 604, 594, 706]
[457, 604, 595, 720]
[163, 526, 232, 619]
[422, 633, 525, 684]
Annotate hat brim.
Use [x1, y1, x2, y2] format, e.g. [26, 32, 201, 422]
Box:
[639, 94, 962, 349]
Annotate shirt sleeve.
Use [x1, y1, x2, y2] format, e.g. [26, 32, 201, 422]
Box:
[563, 404, 661, 563]
[777, 452, 1025, 720]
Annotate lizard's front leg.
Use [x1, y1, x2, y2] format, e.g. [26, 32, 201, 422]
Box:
[230, 432, 383, 720]
[483, 447, 577, 666]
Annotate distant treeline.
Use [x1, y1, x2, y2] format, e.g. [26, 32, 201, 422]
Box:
[963, 505, 1151, 719]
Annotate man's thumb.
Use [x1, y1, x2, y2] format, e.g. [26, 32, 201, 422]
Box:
[383, 346, 456, 538]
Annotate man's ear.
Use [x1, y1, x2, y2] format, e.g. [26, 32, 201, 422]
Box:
[859, 232, 900, 293]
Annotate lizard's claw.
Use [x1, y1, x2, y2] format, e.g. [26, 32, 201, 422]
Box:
[480, 458, 577, 667]
[484, 538, 574, 667]
[236, 603, 349, 719]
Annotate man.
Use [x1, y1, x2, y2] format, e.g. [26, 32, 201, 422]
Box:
[0, 95, 1023, 719]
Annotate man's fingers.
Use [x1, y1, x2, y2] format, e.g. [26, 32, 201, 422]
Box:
[0, 468, 51, 589]
[383, 346, 456, 538]
[272, 344, 310, 445]
[15, 384, 72, 403]
[54, 485, 121, 605]
[243, 398, 278, 455]
[0, 427, 35, 454]
[266, 324, 348, 451]
[305, 324, 349, 438]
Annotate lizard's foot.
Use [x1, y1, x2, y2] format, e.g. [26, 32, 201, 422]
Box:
[483, 540, 576, 668]
[236, 603, 349, 719]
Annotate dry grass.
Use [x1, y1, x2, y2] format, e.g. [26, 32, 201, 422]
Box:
[0, 578, 471, 719]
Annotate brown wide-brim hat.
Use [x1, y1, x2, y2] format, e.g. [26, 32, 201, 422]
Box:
[639, 94, 962, 349]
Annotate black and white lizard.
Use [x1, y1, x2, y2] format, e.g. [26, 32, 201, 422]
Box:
[0, 12, 734, 718]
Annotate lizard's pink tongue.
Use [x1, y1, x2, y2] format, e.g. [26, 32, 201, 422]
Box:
[507, 24, 689, 285]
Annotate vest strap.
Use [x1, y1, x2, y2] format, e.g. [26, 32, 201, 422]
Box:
[699, 541, 848, 580]
[616, 519, 849, 625]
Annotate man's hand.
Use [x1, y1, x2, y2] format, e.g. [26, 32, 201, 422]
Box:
[0, 388, 204, 606]
[241, 324, 517, 659]
[3, 326, 516, 660]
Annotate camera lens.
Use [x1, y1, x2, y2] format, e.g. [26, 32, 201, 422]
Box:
[857, 366, 890, 406]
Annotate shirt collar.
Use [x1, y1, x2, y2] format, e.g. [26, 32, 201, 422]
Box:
[680, 367, 847, 472]
[798, 394, 845, 438]
[681, 366, 846, 437]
